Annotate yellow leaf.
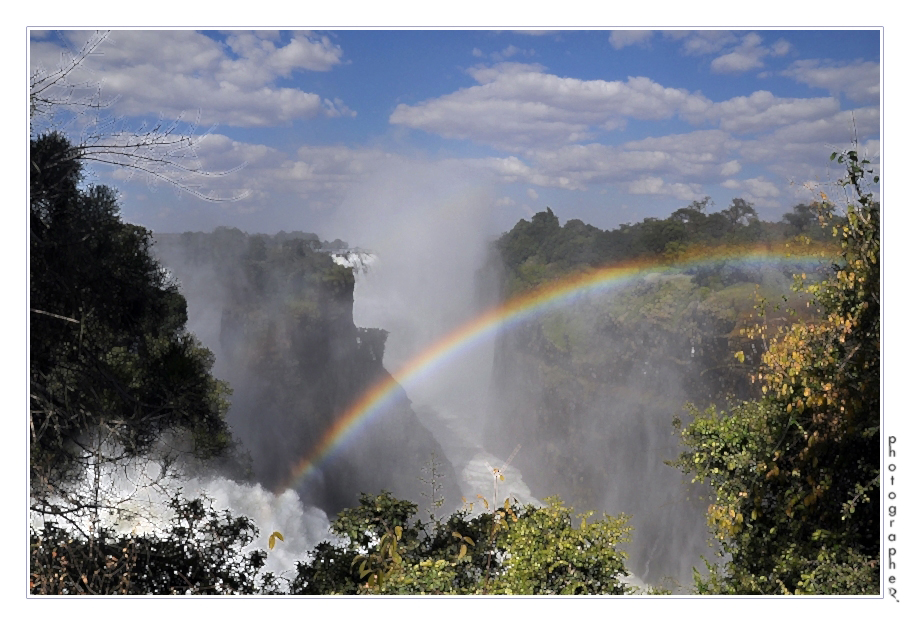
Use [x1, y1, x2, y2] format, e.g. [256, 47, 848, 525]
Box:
[268, 531, 284, 550]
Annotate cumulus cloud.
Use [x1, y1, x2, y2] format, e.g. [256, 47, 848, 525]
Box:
[270, 145, 399, 195]
[30, 30, 352, 127]
[628, 176, 702, 200]
[782, 59, 880, 103]
[771, 39, 792, 56]
[490, 45, 534, 61]
[222, 30, 344, 75]
[527, 188, 539, 200]
[705, 90, 841, 134]
[737, 106, 880, 166]
[609, 30, 654, 49]
[711, 33, 770, 73]
[499, 130, 739, 192]
[722, 176, 783, 208]
[722, 105, 880, 193]
[112, 134, 402, 211]
[720, 160, 742, 176]
[389, 62, 711, 150]
[668, 30, 738, 56]
[742, 177, 781, 198]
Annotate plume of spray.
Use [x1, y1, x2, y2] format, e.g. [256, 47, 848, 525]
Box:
[149, 234, 339, 574]
[324, 160, 531, 505]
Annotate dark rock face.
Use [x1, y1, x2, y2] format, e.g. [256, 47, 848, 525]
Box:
[153, 230, 456, 514]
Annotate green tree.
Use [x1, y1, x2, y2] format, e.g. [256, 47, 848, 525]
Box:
[291, 491, 632, 595]
[673, 148, 879, 594]
[30, 132, 233, 531]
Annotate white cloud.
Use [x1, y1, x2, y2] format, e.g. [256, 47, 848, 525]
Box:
[527, 188, 539, 200]
[472, 47, 483, 57]
[718, 177, 781, 208]
[514, 131, 738, 192]
[742, 177, 781, 198]
[114, 135, 403, 208]
[389, 63, 712, 150]
[706, 90, 841, 134]
[491, 45, 534, 61]
[722, 105, 879, 194]
[609, 30, 653, 49]
[628, 176, 702, 200]
[670, 30, 738, 56]
[771, 39, 792, 56]
[222, 31, 344, 75]
[737, 106, 880, 167]
[691, 32, 793, 75]
[711, 33, 769, 73]
[30, 30, 351, 128]
[471, 155, 546, 185]
[782, 59, 880, 104]
[720, 160, 741, 176]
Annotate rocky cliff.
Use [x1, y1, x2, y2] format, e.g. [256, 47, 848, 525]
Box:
[154, 228, 457, 515]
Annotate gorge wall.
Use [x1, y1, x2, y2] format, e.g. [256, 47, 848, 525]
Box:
[153, 229, 459, 515]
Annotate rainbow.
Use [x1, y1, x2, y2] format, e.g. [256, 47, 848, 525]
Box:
[279, 242, 834, 494]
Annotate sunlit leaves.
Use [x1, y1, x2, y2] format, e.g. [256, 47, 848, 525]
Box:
[673, 147, 880, 595]
[296, 492, 632, 595]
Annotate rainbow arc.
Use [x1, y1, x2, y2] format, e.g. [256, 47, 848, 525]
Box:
[279, 242, 833, 494]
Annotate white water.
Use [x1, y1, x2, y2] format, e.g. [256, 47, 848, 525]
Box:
[29, 457, 333, 580]
[330, 249, 377, 273]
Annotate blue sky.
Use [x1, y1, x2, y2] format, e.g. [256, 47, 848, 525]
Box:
[29, 28, 881, 244]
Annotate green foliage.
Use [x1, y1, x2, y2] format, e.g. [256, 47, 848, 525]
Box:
[493, 198, 832, 296]
[351, 525, 404, 589]
[488, 498, 630, 595]
[673, 148, 879, 594]
[292, 491, 632, 595]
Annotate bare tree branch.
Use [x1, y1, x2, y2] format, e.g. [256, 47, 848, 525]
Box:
[30, 30, 248, 202]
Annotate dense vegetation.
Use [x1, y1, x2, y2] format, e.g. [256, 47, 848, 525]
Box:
[292, 491, 632, 595]
[673, 152, 880, 594]
[493, 197, 837, 296]
[30, 129, 879, 594]
[480, 194, 844, 584]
